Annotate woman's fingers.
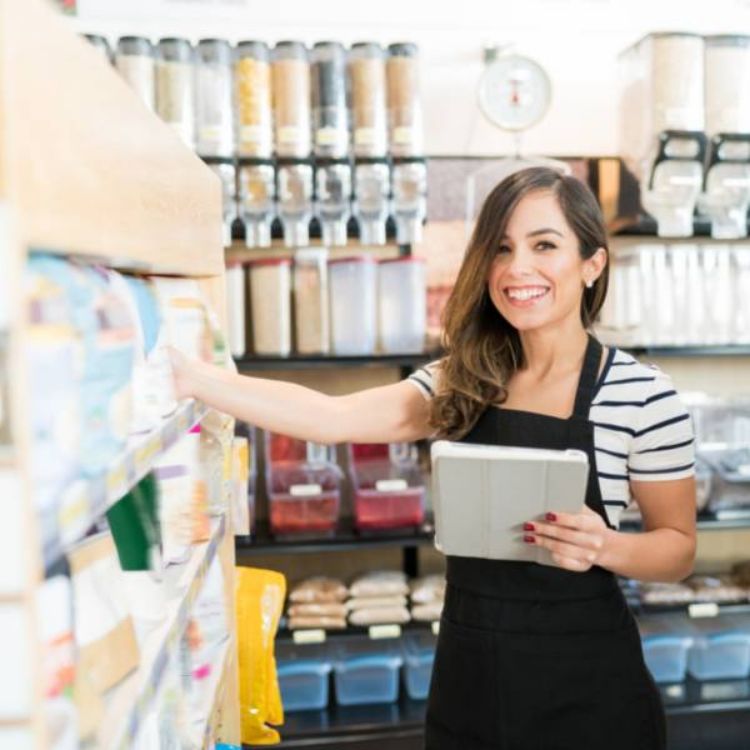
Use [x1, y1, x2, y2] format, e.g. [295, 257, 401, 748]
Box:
[527, 534, 597, 565]
[527, 521, 603, 553]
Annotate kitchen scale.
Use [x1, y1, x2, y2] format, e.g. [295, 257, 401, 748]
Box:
[467, 47, 570, 222]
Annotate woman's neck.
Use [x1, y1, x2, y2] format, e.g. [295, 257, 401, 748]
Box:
[517, 319, 589, 381]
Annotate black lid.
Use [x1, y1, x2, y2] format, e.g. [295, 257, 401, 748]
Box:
[705, 34, 750, 47]
[314, 41, 344, 49]
[158, 37, 194, 63]
[117, 35, 153, 55]
[387, 42, 418, 57]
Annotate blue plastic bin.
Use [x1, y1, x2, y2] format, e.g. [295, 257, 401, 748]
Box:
[276, 644, 332, 712]
[333, 640, 403, 706]
[402, 631, 437, 700]
[688, 631, 750, 681]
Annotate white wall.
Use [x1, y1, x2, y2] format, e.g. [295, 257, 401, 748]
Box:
[73, 0, 750, 156]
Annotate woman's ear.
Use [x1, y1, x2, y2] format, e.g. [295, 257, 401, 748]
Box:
[584, 247, 608, 285]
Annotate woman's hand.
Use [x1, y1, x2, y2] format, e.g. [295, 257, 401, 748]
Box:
[523, 505, 611, 573]
[166, 346, 195, 401]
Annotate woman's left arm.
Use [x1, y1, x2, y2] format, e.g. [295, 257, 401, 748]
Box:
[529, 477, 697, 582]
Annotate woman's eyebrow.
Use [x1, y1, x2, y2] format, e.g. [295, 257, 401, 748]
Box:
[526, 227, 564, 238]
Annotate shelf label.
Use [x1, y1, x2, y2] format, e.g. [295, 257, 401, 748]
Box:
[700, 680, 750, 702]
[375, 479, 408, 492]
[688, 602, 720, 619]
[293, 629, 326, 645]
[289, 483, 323, 497]
[431, 621, 440, 636]
[369, 624, 402, 640]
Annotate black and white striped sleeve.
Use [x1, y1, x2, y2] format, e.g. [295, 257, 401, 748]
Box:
[406, 361, 442, 400]
[628, 370, 695, 481]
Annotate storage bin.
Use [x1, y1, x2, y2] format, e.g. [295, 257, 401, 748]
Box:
[156, 37, 196, 149]
[642, 635, 693, 683]
[294, 248, 330, 355]
[386, 43, 423, 158]
[332, 639, 403, 706]
[195, 38, 234, 158]
[225, 262, 247, 358]
[235, 41, 273, 158]
[276, 643, 332, 712]
[328, 256, 377, 355]
[377, 257, 426, 353]
[266, 433, 342, 537]
[311, 42, 349, 159]
[115, 36, 155, 111]
[350, 443, 426, 531]
[686, 615, 750, 681]
[700, 447, 750, 515]
[348, 42, 388, 159]
[249, 258, 292, 356]
[402, 631, 437, 700]
[272, 41, 311, 158]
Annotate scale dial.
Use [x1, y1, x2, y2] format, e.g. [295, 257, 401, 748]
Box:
[478, 54, 552, 132]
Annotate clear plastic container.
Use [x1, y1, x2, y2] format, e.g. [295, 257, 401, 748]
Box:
[687, 616, 750, 681]
[266, 433, 342, 537]
[156, 38, 196, 149]
[686, 394, 750, 447]
[225, 262, 246, 358]
[235, 41, 273, 158]
[701, 244, 734, 345]
[328, 256, 377, 355]
[294, 248, 330, 355]
[402, 631, 437, 700]
[618, 33, 705, 181]
[311, 42, 349, 158]
[349, 43, 388, 159]
[248, 258, 292, 356]
[386, 43, 423, 158]
[210, 162, 237, 247]
[705, 35, 750, 137]
[332, 639, 403, 706]
[378, 257, 426, 353]
[85, 34, 112, 62]
[276, 642, 332, 712]
[196, 39, 235, 157]
[735, 245, 750, 344]
[642, 635, 693, 683]
[272, 41, 311, 158]
[700, 447, 750, 515]
[115, 36, 155, 111]
[350, 443, 426, 531]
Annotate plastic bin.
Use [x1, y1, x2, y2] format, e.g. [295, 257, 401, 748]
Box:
[402, 631, 437, 700]
[276, 643, 332, 712]
[687, 616, 750, 681]
[700, 447, 750, 515]
[333, 639, 403, 706]
[377, 257, 426, 353]
[328, 257, 377, 355]
[350, 443, 426, 531]
[642, 635, 693, 683]
[266, 433, 342, 537]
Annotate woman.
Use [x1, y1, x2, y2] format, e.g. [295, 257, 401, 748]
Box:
[171, 167, 696, 749]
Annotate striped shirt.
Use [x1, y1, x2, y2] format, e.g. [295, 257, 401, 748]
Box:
[407, 347, 695, 529]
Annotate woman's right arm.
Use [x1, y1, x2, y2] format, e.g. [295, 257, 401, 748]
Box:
[172, 350, 434, 445]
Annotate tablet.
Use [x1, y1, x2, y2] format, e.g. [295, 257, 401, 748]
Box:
[430, 441, 590, 565]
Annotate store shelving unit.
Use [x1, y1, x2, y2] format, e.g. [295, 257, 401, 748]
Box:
[0, 0, 240, 746]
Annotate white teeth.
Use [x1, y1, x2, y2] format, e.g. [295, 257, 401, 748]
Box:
[507, 287, 548, 301]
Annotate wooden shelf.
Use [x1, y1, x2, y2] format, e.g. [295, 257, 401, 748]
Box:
[234, 352, 439, 372]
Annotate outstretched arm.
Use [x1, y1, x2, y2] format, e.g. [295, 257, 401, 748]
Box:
[171, 349, 434, 445]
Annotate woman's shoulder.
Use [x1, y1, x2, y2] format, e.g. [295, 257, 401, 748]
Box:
[598, 346, 676, 393]
[406, 358, 444, 400]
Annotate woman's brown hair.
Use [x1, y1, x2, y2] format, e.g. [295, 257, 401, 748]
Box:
[430, 166, 610, 440]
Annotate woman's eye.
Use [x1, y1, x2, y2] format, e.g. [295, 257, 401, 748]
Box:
[496, 245, 511, 255]
[536, 241, 556, 251]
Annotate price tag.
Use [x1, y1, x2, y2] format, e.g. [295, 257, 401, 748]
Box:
[290, 483, 322, 497]
[688, 602, 720, 619]
[292, 629, 326, 645]
[375, 479, 408, 492]
[700, 680, 750, 702]
[368, 624, 402, 640]
[431, 621, 440, 636]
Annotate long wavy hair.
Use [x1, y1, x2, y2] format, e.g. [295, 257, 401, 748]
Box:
[430, 167, 610, 440]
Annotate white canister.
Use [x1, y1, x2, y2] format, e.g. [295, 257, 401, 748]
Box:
[328, 256, 377, 355]
[705, 35, 750, 136]
[225, 262, 247, 358]
[294, 248, 330, 354]
[377, 257, 426, 353]
[115, 36, 156, 111]
[249, 258, 292, 356]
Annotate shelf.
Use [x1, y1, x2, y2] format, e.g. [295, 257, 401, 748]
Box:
[191, 636, 233, 747]
[45, 399, 207, 572]
[633, 602, 750, 618]
[277, 620, 437, 645]
[236, 517, 435, 557]
[234, 352, 439, 372]
[609, 214, 750, 239]
[618, 345, 750, 358]
[101, 514, 228, 750]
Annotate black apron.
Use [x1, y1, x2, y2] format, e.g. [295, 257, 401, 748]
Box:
[425, 335, 667, 750]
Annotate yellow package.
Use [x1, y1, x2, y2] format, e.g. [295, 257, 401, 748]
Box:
[236, 567, 286, 745]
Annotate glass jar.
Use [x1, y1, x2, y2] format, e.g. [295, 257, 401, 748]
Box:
[156, 37, 196, 149]
[349, 43, 388, 159]
[386, 43, 424, 158]
[311, 42, 348, 158]
[115, 36, 155, 111]
[248, 258, 292, 356]
[195, 39, 235, 157]
[272, 41, 311, 158]
[705, 35, 750, 136]
[294, 248, 330, 355]
[235, 41, 273, 158]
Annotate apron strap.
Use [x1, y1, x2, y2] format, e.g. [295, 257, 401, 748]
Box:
[572, 334, 602, 419]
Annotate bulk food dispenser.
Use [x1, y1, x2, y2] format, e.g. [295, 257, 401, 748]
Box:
[349, 42, 390, 245]
[618, 33, 707, 237]
[312, 42, 351, 246]
[698, 35, 750, 239]
[273, 41, 313, 248]
[236, 41, 276, 248]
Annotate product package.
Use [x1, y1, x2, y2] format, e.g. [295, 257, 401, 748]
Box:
[288, 576, 348, 604]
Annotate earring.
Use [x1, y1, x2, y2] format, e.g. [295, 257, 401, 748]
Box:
[585, 278, 594, 289]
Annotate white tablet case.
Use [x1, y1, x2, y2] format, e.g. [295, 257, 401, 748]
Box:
[430, 441, 590, 565]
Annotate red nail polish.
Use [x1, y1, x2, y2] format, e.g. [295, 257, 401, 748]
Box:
[546, 512, 557, 522]
[523, 535, 535, 543]
[523, 522, 535, 531]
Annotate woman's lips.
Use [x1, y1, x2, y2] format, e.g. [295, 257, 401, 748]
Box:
[503, 285, 551, 308]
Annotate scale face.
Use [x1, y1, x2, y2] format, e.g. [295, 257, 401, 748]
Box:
[477, 54, 552, 132]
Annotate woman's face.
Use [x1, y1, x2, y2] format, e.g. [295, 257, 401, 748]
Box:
[486, 190, 601, 333]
